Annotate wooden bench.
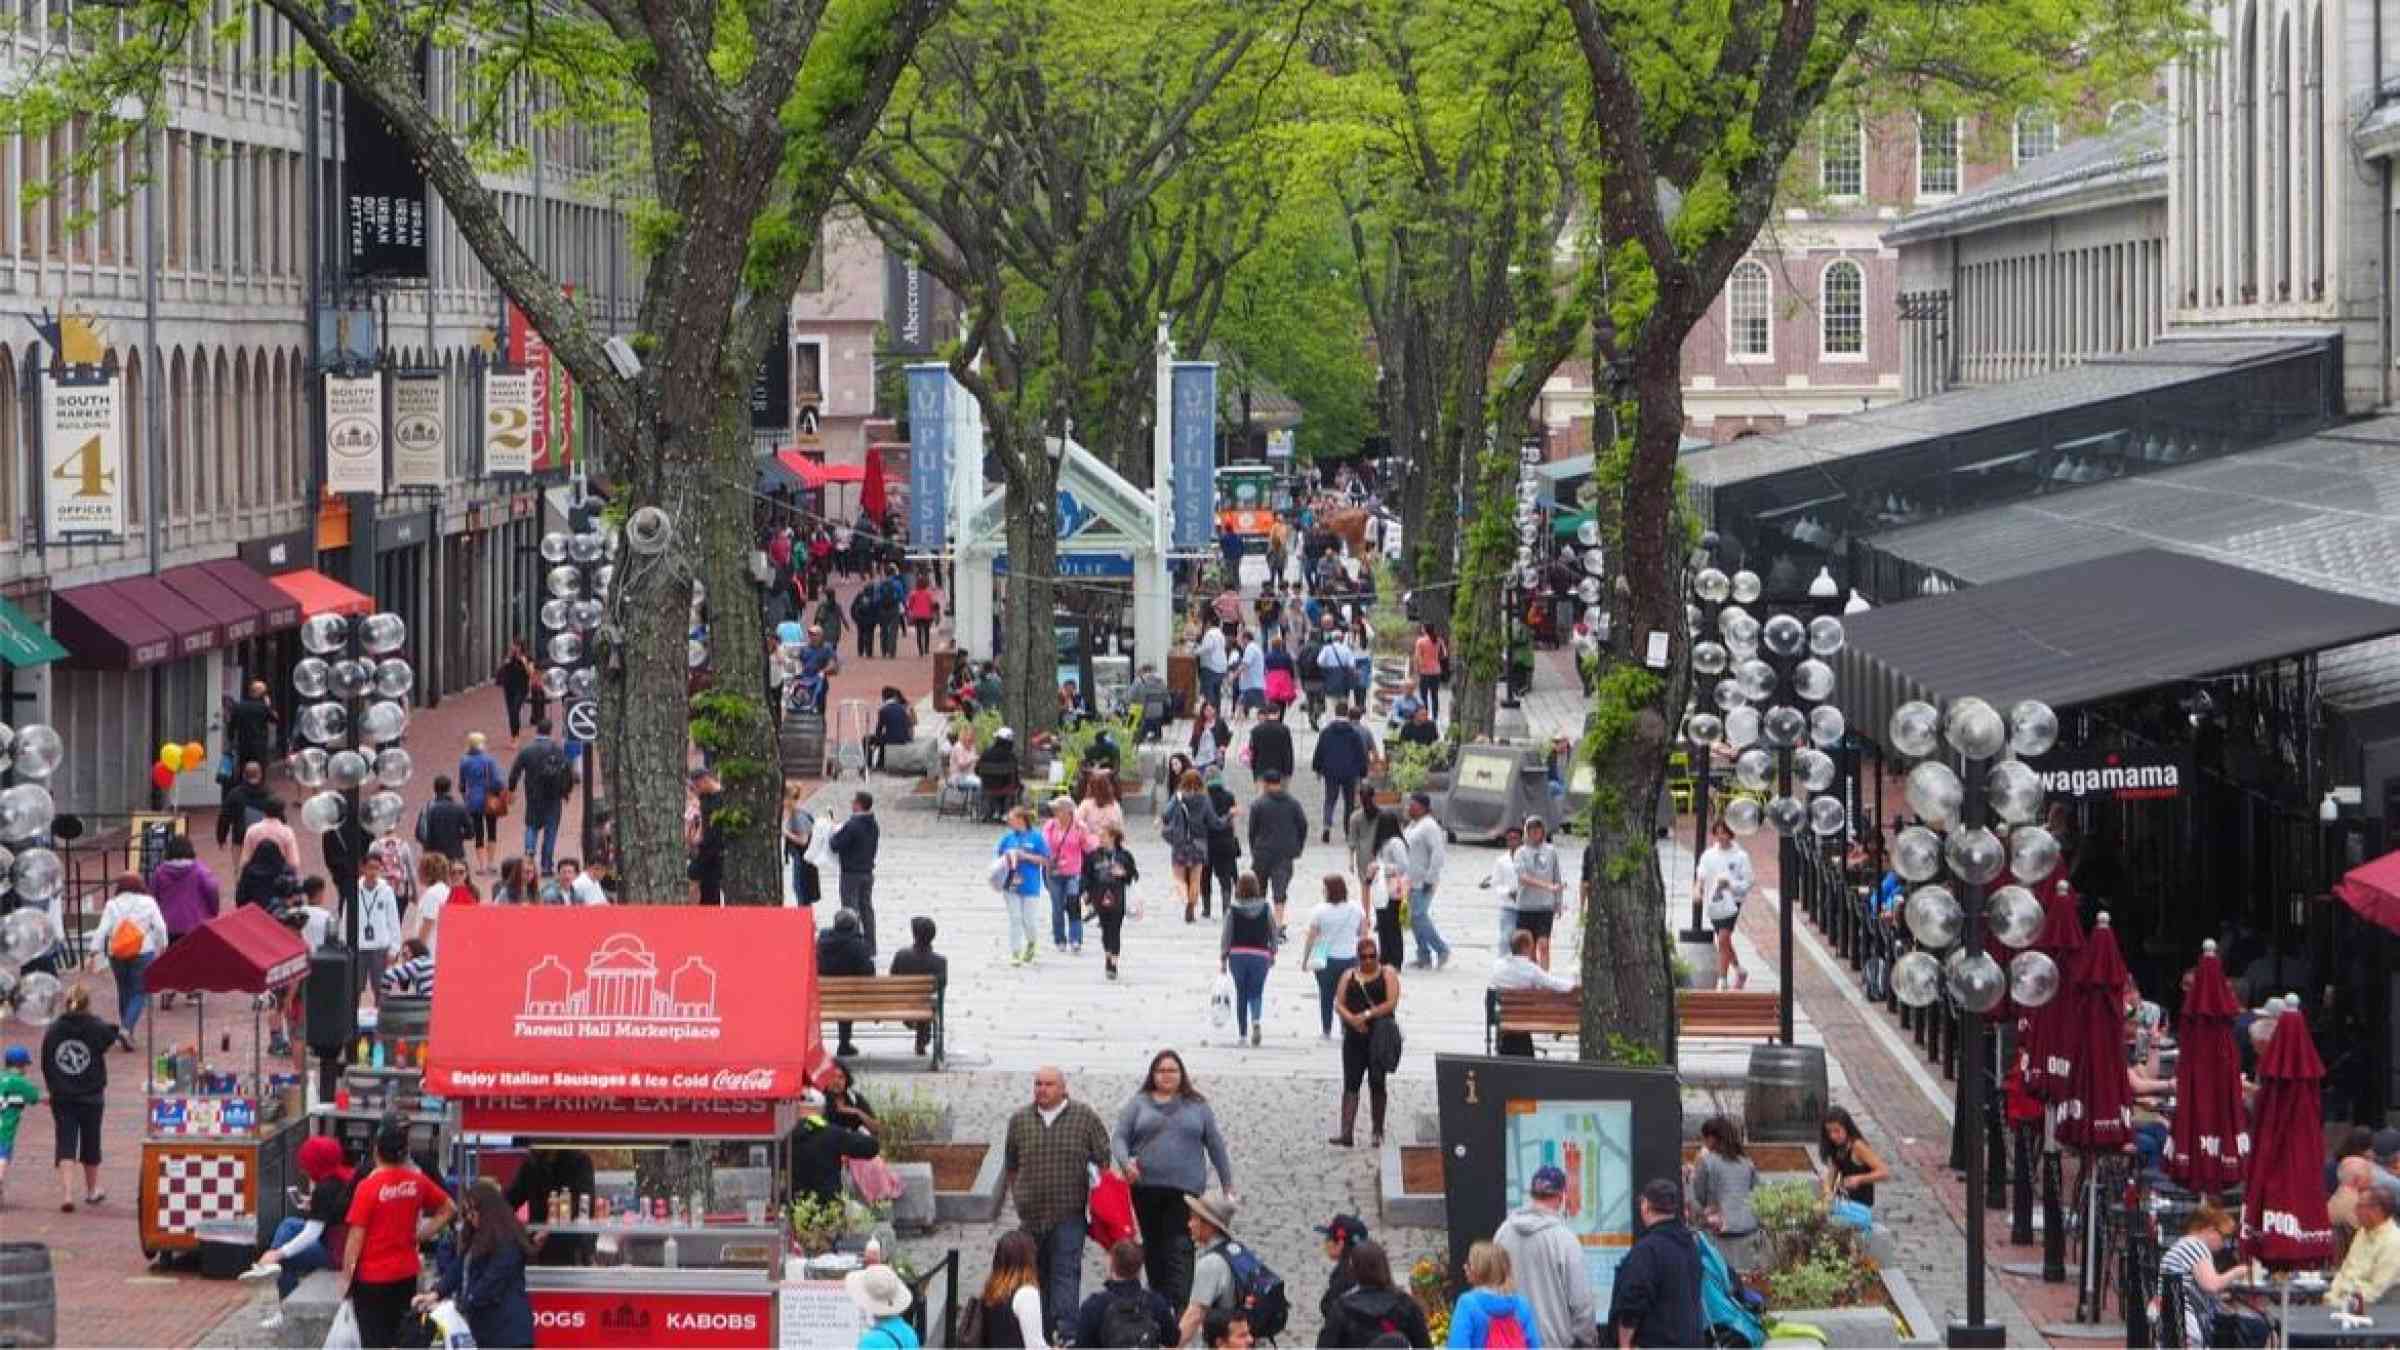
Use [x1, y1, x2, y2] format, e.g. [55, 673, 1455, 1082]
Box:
[1484, 987, 1782, 1055]
[820, 975, 946, 1070]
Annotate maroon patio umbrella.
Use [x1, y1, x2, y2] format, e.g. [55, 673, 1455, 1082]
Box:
[2020, 873, 2088, 1102]
[2334, 847, 2400, 937]
[859, 447, 889, 524]
[2242, 1006, 2336, 1269]
[2052, 913, 2133, 1151]
[2163, 942, 2248, 1191]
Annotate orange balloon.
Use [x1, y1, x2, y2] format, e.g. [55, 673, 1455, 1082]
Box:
[182, 741, 206, 770]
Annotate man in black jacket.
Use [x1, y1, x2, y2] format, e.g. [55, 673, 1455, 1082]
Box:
[1247, 706, 1295, 780]
[792, 1103, 880, 1206]
[227, 680, 279, 768]
[1314, 1213, 1369, 1339]
[216, 760, 274, 848]
[816, 910, 874, 1056]
[827, 792, 881, 958]
[413, 775, 475, 863]
[1608, 1178, 1706, 1349]
[889, 917, 947, 1056]
[1245, 770, 1309, 931]
[1309, 704, 1375, 844]
[507, 721, 572, 872]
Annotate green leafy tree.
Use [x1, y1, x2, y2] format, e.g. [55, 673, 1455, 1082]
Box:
[2, 0, 944, 905]
[1212, 190, 1376, 465]
[1561, 0, 2196, 1058]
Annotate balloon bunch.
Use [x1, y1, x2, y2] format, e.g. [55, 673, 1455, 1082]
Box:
[1881, 696, 2068, 1013]
[150, 739, 210, 792]
[0, 719, 71, 1027]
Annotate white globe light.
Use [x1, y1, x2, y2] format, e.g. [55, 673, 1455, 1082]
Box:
[359, 701, 410, 746]
[359, 612, 407, 655]
[1904, 760, 1964, 828]
[301, 613, 350, 655]
[0, 785, 55, 841]
[547, 632, 584, 666]
[541, 530, 572, 563]
[1735, 660, 1777, 702]
[290, 747, 330, 787]
[571, 600, 604, 632]
[374, 659, 414, 699]
[360, 790, 406, 834]
[299, 702, 349, 746]
[1808, 795, 1847, 836]
[1721, 611, 1760, 650]
[1724, 797, 1765, 836]
[1946, 951, 2007, 1014]
[2009, 951, 2062, 1007]
[11, 725, 62, 781]
[1731, 570, 1762, 603]
[1944, 826, 2008, 885]
[0, 964, 14, 1000]
[1692, 642, 1730, 676]
[1889, 701, 1941, 758]
[541, 599, 572, 632]
[375, 748, 414, 788]
[326, 750, 371, 790]
[1733, 749, 1774, 792]
[1988, 885, 2045, 948]
[1892, 951, 1943, 1007]
[1792, 659, 1835, 701]
[1724, 707, 1760, 748]
[2009, 826, 2064, 883]
[1808, 705, 1847, 749]
[1986, 760, 2045, 825]
[1762, 613, 1806, 657]
[329, 659, 371, 698]
[2009, 700, 2060, 757]
[1794, 748, 1837, 792]
[1683, 712, 1724, 745]
[543, 666, 571, 699]
[1766, 795, 1806, 836]
[0, 723, 14, 773]
[547, 565, 585, 601]
[2, 906, 58, 964]
[1944, 697, 2007, 760]
[1763, 705, 1807, 748]
[292, 657, 331, 698]
[1807, 615, 1846, 656]
[10, 969, 62, 1026]
[1893, 826, 1943, 882]
[1713, 679, 1747, 713]
[570, 532, 605, 564]
[569, 668, 598, 700]
[1906, 884, 1964, 947]
[300, 791, 348, 833]
[1694, 568, 1731, 603]
[10, 847, 63, 903]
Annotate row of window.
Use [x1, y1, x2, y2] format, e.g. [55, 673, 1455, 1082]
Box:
[1727, 258, 1866, 361]
[1815, 109, 2075, 202]
[2170, 0, 2328, 309]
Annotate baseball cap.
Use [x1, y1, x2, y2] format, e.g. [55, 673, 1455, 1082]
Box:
[1315, 1214, 1369, 1246]
[2373, 1128, 2400, 1161]
[1529, 1165, 1568, 1197]
[2, 1045, 28, 1067]
[1261, 769, 1285, 784]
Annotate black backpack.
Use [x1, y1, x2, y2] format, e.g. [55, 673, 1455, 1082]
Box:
[1097, 1290, 1164, 1348]
[1219, 1243, 1290, 1341]
[545, 748, 576, 798]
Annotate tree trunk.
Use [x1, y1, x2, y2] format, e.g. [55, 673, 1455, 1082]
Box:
[1450, 434, 1520, 743]
[997, 424, 1063, 747]
[1575, 357, 1688, 1062]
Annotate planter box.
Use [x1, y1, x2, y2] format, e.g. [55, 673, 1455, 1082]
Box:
[1769, 1263, 1940, 1348]
[903, 1142, 1003, 1225]
[891, 1161, 936, 1234]
[1377, 1139, 1448, 1229]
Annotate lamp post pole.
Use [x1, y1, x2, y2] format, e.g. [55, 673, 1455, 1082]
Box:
[1952, 753, 2002, 1348]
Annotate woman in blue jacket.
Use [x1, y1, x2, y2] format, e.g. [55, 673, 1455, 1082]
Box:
[457, 732, 503, 875]
[418, 1177, 534, 1347]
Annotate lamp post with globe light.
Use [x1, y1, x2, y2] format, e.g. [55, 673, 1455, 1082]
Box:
[288, 611, 415, 1018]
[1881, 694, 2066, 1349]
[0, 722, 74, 1032]
[1680, 534, 1726, 944]
[538, 526, 611, 866]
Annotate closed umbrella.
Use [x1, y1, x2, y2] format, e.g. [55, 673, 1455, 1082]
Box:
[2163, 942, 2247, 1191]
[2053, 914, 2131, 1149]
[2021, 873, 2087, 1102]
[2242, 1005, 2336, 1269]
[860, 447, 889, 524]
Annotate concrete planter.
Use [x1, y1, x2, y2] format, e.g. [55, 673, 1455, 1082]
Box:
[1771, 1263, 1941, 1348]
[890, 1162, 936, 1234]
[928, 1142, 1005, 1225]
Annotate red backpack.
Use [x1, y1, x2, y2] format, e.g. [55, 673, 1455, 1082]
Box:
[1483, 1310, 1530, 1348]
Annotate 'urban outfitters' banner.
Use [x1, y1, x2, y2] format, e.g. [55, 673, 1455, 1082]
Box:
[483, 369, 535, 475]
[324, 372, 385, 494]
[41, 373, 123, 541]
[390, 372, 447, 488]
[1169, 362, 1217, 551]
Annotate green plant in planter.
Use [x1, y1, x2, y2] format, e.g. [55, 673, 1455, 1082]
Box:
[1750, 1181, 1880, 1308]
[788, 1191, 883, 1255]
[874, 1088, 948, 1161]
[1387, 741, 1443, 795]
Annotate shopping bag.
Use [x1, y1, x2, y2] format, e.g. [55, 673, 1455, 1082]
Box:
[427, 1301, 479, 1350]
[846, 1155, 907, 1204]
[1088, 1168, 1137, 1248]
[323, 1302, 364, 1350]
[1209, 972, 1235, 1029]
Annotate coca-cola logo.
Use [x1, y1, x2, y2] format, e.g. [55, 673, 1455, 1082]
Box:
[711, 1068, 777, 1092]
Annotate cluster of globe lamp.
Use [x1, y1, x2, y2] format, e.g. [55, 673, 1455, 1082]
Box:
[1679, 565, 1852, 841]
[288, 611, 416, 837]
[0, 721, 78, 1026]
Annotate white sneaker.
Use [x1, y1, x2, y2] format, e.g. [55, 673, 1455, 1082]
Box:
[259, 1312, 285, 1330]
[238, 1262, 278, 1282]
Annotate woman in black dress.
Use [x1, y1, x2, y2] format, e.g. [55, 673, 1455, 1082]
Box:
[1084, 824, 1139, 981]
[1331, 938, 1402, 1147]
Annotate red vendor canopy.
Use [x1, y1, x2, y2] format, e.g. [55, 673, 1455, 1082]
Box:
[777, 449, 865, 490]
[425, 906, 824, 1101]
[144, 905, 309, 995]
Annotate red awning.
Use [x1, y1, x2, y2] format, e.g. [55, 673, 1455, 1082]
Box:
[144, 905, 310, 995]
[777, 449, 866, 490]
[270, 568, 375, 619]
[159, 564, 270, 645]
[52, 575, 222, 669]
[426, 906, 824, 1101]
[197, 558, 304, 634]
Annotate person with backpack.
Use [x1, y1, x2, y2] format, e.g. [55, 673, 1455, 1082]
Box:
[849, 579, 881, 659]
[878, 566, 908, 658]
[1177, 1191, 1289, 1348]
[97, 872, 168, 1047]
[1310, 703, 1373, 846]
[1317, 1240, 1430, 1347]
[458, 732, 504, 874]
[507, 720, 574, 873]
[1074, 1240, 1177, 1348]
[1162, 771, 1224, 925]
[1444, 1241, 1537, 1348]
[414, 773, 475, 866]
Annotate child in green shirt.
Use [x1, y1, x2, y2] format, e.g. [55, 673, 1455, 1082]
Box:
[0, 1044, 40, 1204]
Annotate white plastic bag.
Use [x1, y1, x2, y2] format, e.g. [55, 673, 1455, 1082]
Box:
[323, 1301, 363, 1350]
[428, 1299, 479, 1349]
[1208, 972, 1235, 1030]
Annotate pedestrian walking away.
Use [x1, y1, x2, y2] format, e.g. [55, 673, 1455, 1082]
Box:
[1072, 1239, 1178, 1349]
[830, 791, 882, 957]
[1301, 876, 1366, 1039]
[496, 640, 533, 743]
[97, 872, 167, 1045]
[458, 732, 504, 873]
[1330, 938, 1401, 1147]
[1310, 703, 1373, 844]
[1162, 771, 1223, 925]
[506, 720, 573, 873]
[1201, 771, 1243, 919]
[1401, 792, 1451, 969]
[1319, 1240, 1431, 1348]
[1220, 873, 1279, 1046]
[1112, 1049, 1235, 1309]
[42, 984, 118, 1211]
[1445, 1241, 1540, 1348]
[1688, 1115, 1763, 1272]
[1367, 812, 1409, 969]
[999, 1066, 1115, 1342]
[1608, 1178, 1706, 1348]
[1496, 1164, 1599, 1350]
[1246, 768, 1309, 931]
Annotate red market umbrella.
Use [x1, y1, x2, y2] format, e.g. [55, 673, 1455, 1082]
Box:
[2052, 914, 2133, 1151]
[860, 447, 888, 523]
[2334, 847, 2400, 936]
[2243, 1006, 2336, 1269]
[2021, 874, 2088, 1102]
[2163, 943, 2248, 1190]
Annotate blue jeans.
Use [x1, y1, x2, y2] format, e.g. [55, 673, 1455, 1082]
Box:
[1410, 884, 1450, 965]
[523, 804, 561, 872]
[1032, 1217, 1087, 1341]
[267, 1217, 331, 1299]
[111, 953, 155, 1036]
[1047, 873, 1083, 948]
[1227, 953, 1270, 1034]
[1316, 958, 1355, 1035]
[1499, 904, 1519, 951]
[1321, 777, 1357, 832]
[1198, 668, 1224, 711]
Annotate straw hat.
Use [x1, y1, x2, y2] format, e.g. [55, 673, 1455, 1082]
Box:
[1185, 1189, 1239, 1237]
[846, 1264, 912, 1319]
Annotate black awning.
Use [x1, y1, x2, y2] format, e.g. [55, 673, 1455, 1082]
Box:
[1831, 548, 2400, 746]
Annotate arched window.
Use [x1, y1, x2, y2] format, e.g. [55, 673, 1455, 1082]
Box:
[121, 349, 141, 527]
[1727, 261, 1771, 359]
[168, 348, 187, 521]
[213, 349, 233, 524]
[1820, 112, 1863, 197]
[1821, 260, 1865, 358]
[2013, 108, 2058, 166]
[233, 350, 252, 511]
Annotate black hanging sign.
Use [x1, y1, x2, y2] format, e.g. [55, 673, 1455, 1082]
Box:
[344, 46, 430, 279]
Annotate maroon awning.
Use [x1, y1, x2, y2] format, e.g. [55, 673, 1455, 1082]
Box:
[197, 558, 302, 634]
[2164, 946, 2248, 1189]
[116, 576, 222, 659]
[52, 579, 177, 669]
[159, 564, 269, 645]
[143, 905, 309, 995]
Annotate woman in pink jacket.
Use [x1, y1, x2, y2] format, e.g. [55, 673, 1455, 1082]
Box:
[1040, 795, 1091, 955]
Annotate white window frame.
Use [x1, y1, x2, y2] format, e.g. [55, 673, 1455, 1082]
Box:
[2013, 108, 2058, 167]
[1916, 115, 1960, 199]
[793, 334, 828, 426]
[1727, 260, 1773, 363]
[1819, 258, 1867, 362]
[1820, 113, 1864, 199]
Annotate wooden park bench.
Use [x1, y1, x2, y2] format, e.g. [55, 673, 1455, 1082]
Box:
[820, 974, 946, 1070]
[1485, 986, 1782, 1056]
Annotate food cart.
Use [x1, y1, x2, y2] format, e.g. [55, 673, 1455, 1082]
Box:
[425, 905, 828, 1348]
[135, 905, 311, 1264]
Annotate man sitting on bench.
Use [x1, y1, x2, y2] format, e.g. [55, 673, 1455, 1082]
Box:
[973, 728, 1021, 823]
[1490, 930, 1576, 1057]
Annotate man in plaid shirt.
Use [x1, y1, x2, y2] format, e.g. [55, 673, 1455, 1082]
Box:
[1002, 1066, 1112, 1342]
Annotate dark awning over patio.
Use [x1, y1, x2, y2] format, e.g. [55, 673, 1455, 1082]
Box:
[1832, 548, 2400, 748]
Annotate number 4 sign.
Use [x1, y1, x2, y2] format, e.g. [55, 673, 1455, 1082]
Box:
[42, 372, 125, 542]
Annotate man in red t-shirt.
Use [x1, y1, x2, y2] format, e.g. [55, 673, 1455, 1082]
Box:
[337, 1125, 454, 1347]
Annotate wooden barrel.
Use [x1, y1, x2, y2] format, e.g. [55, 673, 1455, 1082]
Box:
[0, 1242, 57, 1348]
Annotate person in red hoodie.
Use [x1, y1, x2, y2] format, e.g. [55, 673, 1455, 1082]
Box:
[242, 1136, 356, 1329]
[147, 836, 219, 1011]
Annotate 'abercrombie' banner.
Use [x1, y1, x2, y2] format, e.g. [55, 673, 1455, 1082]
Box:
[41, 373, 124, 541]
[885, 254, 937, 355]
[323, 373, 385, 494]
[390, 372, 447, 488]
[483, 369, 535, 475]
[1169, 362, 1217, 550]
[905, 365, 954, 550]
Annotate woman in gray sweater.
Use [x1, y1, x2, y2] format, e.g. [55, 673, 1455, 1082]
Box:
[1688, 1114, 1762, 1271]
[1112, 1050, 1236, 1309]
